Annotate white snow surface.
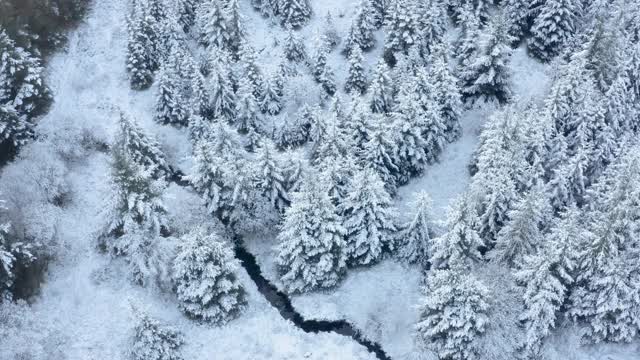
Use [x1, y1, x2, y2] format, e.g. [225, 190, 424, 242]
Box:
[2, 1, 640, 360]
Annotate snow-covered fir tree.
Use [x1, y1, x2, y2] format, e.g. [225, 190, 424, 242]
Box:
[515, 206, 580, 359]
[173, 228, 247, 324]
[491, 185, 549, 267]
[528, 0, 579, 62]
[240, 44, 265, 100]
[130, 309, 184, 360]
[279, 0, 312, 28]
[418, 0, 447, 57]
[345, 46, 367, 95]
[358, 127, 401, 194]
[454, 4, 481, 71]
[0, 198, 35, 299]
[117, 112, 170, 178]
[391, 86, 429, 182]
[208, 51, 237, 121]
[341, 168, 396, 266]
[197, 0, 229, 49]
[103, 147, 171, 287]
[420, 92, 449, 165]
[460, 16, 513, 104]
[155, 65, 189, 127]
[276, 176, 347, 293]
[177, 0, 199, 33]
[253, 140, 289, 213]
[343, 1, 376, 55]
[504, 0, 533, 43]
[430, 194, 484, 269]
[475, 167, 518, 246]
[322, 12, 341, 51]
[370, 0, 387, 29]
[569, 148, 640, 343]
[225, 0, 245, 58]
[283, 28, 306, 62]
[126, 6, 160, 90]
[343, 102, 379, 153]
[384, 0, 420, 59]
[397, 191, 435, 265]
[369, 60, 394, 114]
[416, 263, 490, 360]
[260, 73, 283, 115]
[191, 70, 214, 120]
[428, 46, 463, 142]
[234, 78, 262, 134]
[0, 104, 32, 149]
[0, 30, 51, 119]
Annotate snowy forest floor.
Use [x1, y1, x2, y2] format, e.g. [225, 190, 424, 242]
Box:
[1, 0, 640, 359]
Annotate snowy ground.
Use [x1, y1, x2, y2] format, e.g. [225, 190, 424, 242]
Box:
[2, 1, 640, 360]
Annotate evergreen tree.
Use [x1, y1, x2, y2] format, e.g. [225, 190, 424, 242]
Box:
[0, 30, 51, 118]
[155, 65, 189, 127]
[191, 70, 214, 120]
[343, 102, 379, 153]
[209, 53, 237, 121]
[0, 198, 35, 299]
[504, 0, 533, 42]
[173, 228, 247, 324]
[384, 0, 420, 57]
[418, 0, 447, 57]
[197, 0, 229, 49]
[369, 60, 394, 114]
[319, 64, 337, 96]
[343, 1, 376, 55]
[454, 5, 481, 72]
[398, 191, 434, 265]
[130, 309, 184, 360]
[322, 12, 341, 51]
[279, 0, 312, 28]
[0, 104, 32, 148]
[569, 149, 640, 343]
[177, 0, 199, 33]
[515, 206, 580, 359]
[117, 112, 170, 178]
[311, 37, 330, 81]
[528, 0, 579, 62]
[420, 95, 449, 164]
[103, 148, 170, 287]
[392, 87, 429, 182]
[476, 167, 517, 246]
[225, 0, 245, 57]
[283, 28, 306, 62]
[430, 195, 484, 269]
[359, 127, 401, 194]
[240, 44, 265, 100]
[234, 78, 262, 134]
[341, 168, 396, 266]
[416, 264, 490, 360]
[428, 47, 463, 142]
[261, 73, 283, 115]
[254, 140, 289, 213]
[370, 0, 387, 29]
[126, 14, 155, 90]
[460, 16, 513, 104]
[491, 185, 549, 267]
[276, 177, 347, 293]
[345, 46, 368, 95]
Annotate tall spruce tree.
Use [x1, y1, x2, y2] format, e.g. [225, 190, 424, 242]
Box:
[343, 1, 376, 55]
[155, 65, 190, 127]
[384, 0, 420, 58]
[345, 46, 367, 95]
[528, 0, 579, 62]
[283, 28, 307, 62]
[0, 104, 32, 149]
[276, 177, 347, 293]
[117, 112, 170, 178]
[398, 191, 435, 265]
[253, 140, 289, 213]
[279, 0, 312, 28]
[130, 309, 184, 360]
[369, 60, 394, 114]
[341, 168, 396, 266]
[197, 0, 229, 49]
[173, 228, 247, 324]
[234, 78, 262, 134]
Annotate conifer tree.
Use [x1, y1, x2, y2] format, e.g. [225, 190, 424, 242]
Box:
[0, 104, 32, 148]
[428, 47, 463, 142]
[260, 74, 283, 115]
[155, 65, 189, 127]
[0, 30, 51, 118]
[197, 0, 229, 49]
[117, 112, 170, 178]
[276, 178, 346, 293]
[421, 97, 449, 164]
[341, 168, 396, 266]
[504, 0, 533, 43]
[126, 15, 155, 90]
[283, 28, 306, 62]
[345, 46, 368, 95]
[173, 228, 247, 324]
[279, 0, 312, 28]
[254, 140, 289, 212]
[528, 0, 579, 62]
[312, 37, 330, 82]
[430, 195, 484, 269]
[191, 70, 214, 120]
[370, 0, 387, 29]
[344, 1, 376, 55]
[384, 0, 419, 57]
[178, 0, 199, 33]
[322, 12, 341, 51]
[392, 87, 429, 182]
[418, 0, 447, 56]
[416, 264, 490, 360]
[569, 149, 640, 343]
[491, 185, 549, 267]
[103, 148, 170, 287]
[131, 309, 184, 360]
[1, 198, 34, 298]
[343, 102, 378, 154]
[234, 78, 262, 134]
[240, 44, 265, 100]
[398, 191, 434, 265]
[476, 167, 517, 246]
[454, 6, 481, 72]
[359, 127, 401, 194]
[226, 0, 245, 57]
[369, 60, 394, 114]
[209, 54, 237, 121]
[319, 64, 337, 96]
[515, 206, 580, 359]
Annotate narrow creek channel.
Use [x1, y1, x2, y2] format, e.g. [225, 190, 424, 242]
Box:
[169, 170, 391, 360]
